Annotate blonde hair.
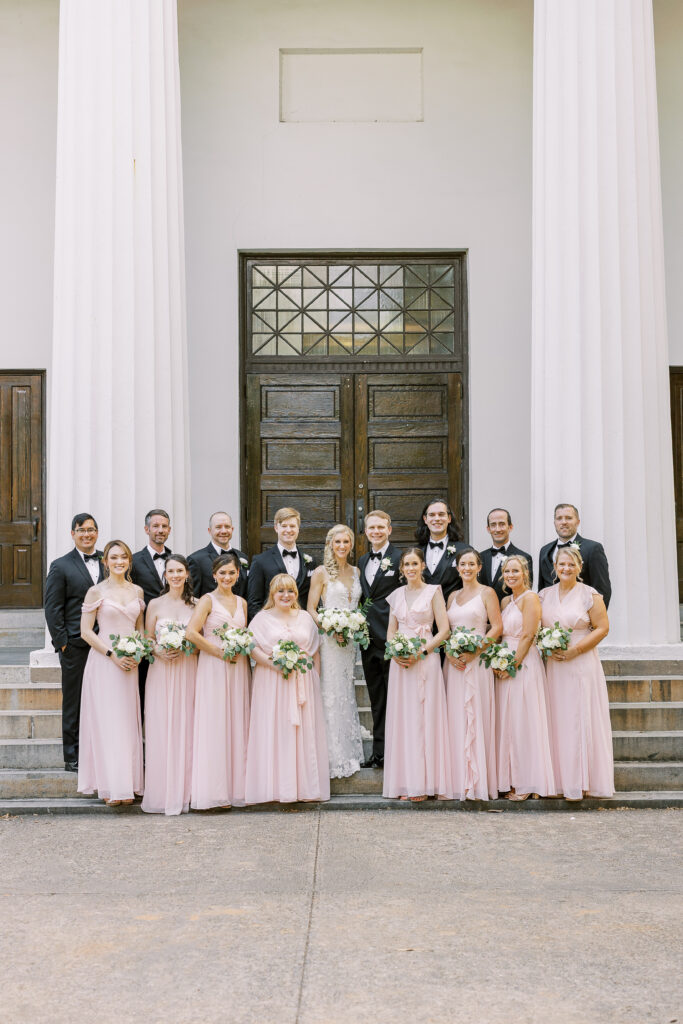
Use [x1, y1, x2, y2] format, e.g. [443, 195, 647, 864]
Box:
[323, 524, 354, 580]
[263, 573, 301, 610]
[274, 507, 301, 527]
[500, 554, 531, 592]
[102, 539, 133, 582]
[553, 543, 584, 579]
[365, 509, 391, 526]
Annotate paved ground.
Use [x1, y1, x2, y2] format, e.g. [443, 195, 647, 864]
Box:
[1, 809, 681, 1024]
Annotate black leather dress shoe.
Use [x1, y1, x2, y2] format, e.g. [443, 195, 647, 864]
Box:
[64, 760, 78, 773]
[366, 754, 384, 769]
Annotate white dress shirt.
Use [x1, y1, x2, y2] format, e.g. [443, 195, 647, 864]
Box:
[278, 543, 300, 580]
[553, 534, 578, 562]
[147, 544, 167, 580]
[79, 548, 100, 585]
[490, 545, 509, 581]
[426, 536, 447, 575]
[365, 543, 389, 587]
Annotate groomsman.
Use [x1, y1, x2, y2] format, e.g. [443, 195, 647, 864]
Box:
[246, 507, 317, 621]
[538, 503, 612, 606]
[479, 507, 533, 602]
[188, 511, 249, 599]
[131, 509, 172, 717]
[415, 498, 468, 601]
[358, 510, 402, 768]
[44, 513, 103, 772]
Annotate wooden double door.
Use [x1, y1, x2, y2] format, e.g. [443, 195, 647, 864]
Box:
[245, 371, 464, 561]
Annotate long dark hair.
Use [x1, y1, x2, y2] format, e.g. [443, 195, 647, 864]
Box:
[159, 553, 195, 606]
[414, 498, 464, 546]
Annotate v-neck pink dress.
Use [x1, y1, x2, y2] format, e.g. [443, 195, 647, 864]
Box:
[383, 585, 453, 799]
[445, 591, 498, 800]
[540, 583, 614, 798]
[496, 595, 556, 797]
[78, 596, 145, 801]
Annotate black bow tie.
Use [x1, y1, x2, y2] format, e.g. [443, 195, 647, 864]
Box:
[369, 551, 382, 560]
[491, 547, 507, 556]
[83, 553, 99, 563]
[282, 549, 297, 559]
[153, 552, 168, 561]
[557, 541, 574, 549]
[428, 540, 444, 550]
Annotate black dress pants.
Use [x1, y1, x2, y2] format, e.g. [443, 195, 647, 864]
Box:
[58, 640, 90, 762]
[360, 642, 391, 760]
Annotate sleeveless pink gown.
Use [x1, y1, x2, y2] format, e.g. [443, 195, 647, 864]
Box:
[245, 609, 330, 804]
[540, 583, 614, 798]
[445, 592, 498, 800]
[191, 593, 251, 809]
[78, 596, 145, 801]
[383, 585, 453, 799]
[496, 595, 556, 797]
[142, 607, 197, 816]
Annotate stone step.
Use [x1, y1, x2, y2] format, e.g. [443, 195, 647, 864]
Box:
[614, 761, 683, 791]
[0, 682, 62, 711]
[30, 665, 62, 684]
[0, 666, 30, 684]
[0, 770, 83, 799]
[0, 739, 64, 769]
[0, 627, 45, 648]
[609, 702, 683, 731]
[606, 677, 683, 702]
[0, 711, 62, 740]
[611, 731, 683, 761]
[0, 609, 45, 627]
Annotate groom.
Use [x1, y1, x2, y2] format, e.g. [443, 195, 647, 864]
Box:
[358, 510, 402, 769]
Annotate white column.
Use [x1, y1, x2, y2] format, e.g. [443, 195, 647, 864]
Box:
[48, 0, 191, 565]
[531, 0, 679, 647]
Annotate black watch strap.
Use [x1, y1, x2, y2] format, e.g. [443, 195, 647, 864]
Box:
[106, 649, 113, 658]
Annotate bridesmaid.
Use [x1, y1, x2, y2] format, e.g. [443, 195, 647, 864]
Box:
[496, 555, 556, 800]
[445, 547, 502, 801]
[383, 548, 453, 802]
[245, 574, 330, 804]
[78, 540, 144, 806]
[186, 553, 251, 810]
[540, 545, 613, 800]
[142, 555, 197, 816]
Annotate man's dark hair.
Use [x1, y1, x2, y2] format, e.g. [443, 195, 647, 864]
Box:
[487, 507, 512, 527]
[414, 498, 463, 546]
[554, 503, 579, 518]
[71, 513, 98, 531]
[145, 508, 170, 528]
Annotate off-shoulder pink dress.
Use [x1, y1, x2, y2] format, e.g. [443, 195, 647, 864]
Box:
[540, 583, 614, 798]
[445, 592, 498, 800]
[142, 608, 197, 816]
[191, 593, 251, 809]
[383, 585, 453, 799]
[78, 596, 145, 801]
[245, 609, 330, 804]
[496, 595, 556, 797]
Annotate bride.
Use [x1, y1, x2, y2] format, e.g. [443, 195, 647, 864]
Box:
[307, 524, 365, 778]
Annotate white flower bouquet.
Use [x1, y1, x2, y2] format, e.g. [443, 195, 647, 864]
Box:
[443, 627, 484, 658]
[212, 623, 255, 660]
[384, 633, 427, 661]
[479, 641, 519, 677]
[536, 621, 573, 659]
[318, 607, 370, 649]
[271, 639, 314, 679]
[157, 621, 195, 656]
[109, 631, 155, 664]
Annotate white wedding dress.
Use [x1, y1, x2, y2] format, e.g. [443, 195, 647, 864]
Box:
[319, 571, 365, 778]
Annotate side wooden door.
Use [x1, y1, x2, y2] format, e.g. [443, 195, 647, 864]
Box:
[0, 373, 44, 607]
[671, 369, 683, 602]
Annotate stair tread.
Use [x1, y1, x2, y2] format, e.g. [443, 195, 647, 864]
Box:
[609, 701, 683, 709]
[0, 681, 61, 689]
[0, 709, 61, 716]
[611, 729, 683, 737]
[0, 738, 62, 745]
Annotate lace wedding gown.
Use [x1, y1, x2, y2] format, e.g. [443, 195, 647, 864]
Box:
[319, 572, 365, 778]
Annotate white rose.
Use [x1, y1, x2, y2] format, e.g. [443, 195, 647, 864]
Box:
[552, 629, 563, 640]
[124, 640, 137, 655]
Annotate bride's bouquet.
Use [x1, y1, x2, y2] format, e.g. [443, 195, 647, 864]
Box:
[536, 621, 573, 659]
[271, 639, 314, 679]
[318, 607, 370, 649]
[479, 641, 518, 677]
[212, 623, 255, 660]
[384, 633, 426, 661]
[109, 631, 155, 664]
[442, 627, 484, 659]
[157, 621, 196, 656]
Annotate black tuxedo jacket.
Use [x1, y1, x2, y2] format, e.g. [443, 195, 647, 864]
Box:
[131, 546, 172, 609]
[479, 542, 534, 602]
[420, 540, 469, 602]
[44, 548, 105, 651]
[538, 534, 611, 607]
[247, 545, 317, 622]
[358, 543, 403, 649]
[188, 543, 249, 601]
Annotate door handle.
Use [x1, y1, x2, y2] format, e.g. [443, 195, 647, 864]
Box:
[32, 516, 40, 541]
[356, 498, 365, 534]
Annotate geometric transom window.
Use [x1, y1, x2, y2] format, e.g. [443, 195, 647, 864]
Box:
[247, 258, 464, 359]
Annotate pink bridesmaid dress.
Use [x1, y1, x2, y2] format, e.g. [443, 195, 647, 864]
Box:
[382, 585, 453, 799]
[78, 596, 145, 801]
[496, 595, 556, 797]
[445, 593, 498, 800]
[142, 609, 197, 816]
[245, 609, 330, 804]
[190, 593, 251, 809]
[540, 583, 614, 798]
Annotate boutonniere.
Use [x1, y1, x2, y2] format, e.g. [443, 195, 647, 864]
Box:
[380, 557, 392, 572]
[303, 554, 313, 564]
[447, 545, 457, 555]
[239, 557, 249, 568]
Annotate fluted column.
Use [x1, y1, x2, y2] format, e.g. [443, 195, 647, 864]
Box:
[531, 0, 679, 646]
[48, 0, 191, 565]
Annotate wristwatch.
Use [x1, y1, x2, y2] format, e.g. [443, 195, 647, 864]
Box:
[106, 649, 113, 658]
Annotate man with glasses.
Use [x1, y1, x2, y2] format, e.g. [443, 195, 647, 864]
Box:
[44, 514, 104, 772]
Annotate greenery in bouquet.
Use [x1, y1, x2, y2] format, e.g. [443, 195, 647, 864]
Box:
[212, 623, 255, 660]
[318, 606, 370, 649]
[109, 631, 156, 664]
[536, 621, 573, 659]
[479, 640, 518, 677]
[271, 639, 314, 678]
[443, 627, 484, 658]
[384, 633, 427, 661]
[157, 621, 196, 656]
